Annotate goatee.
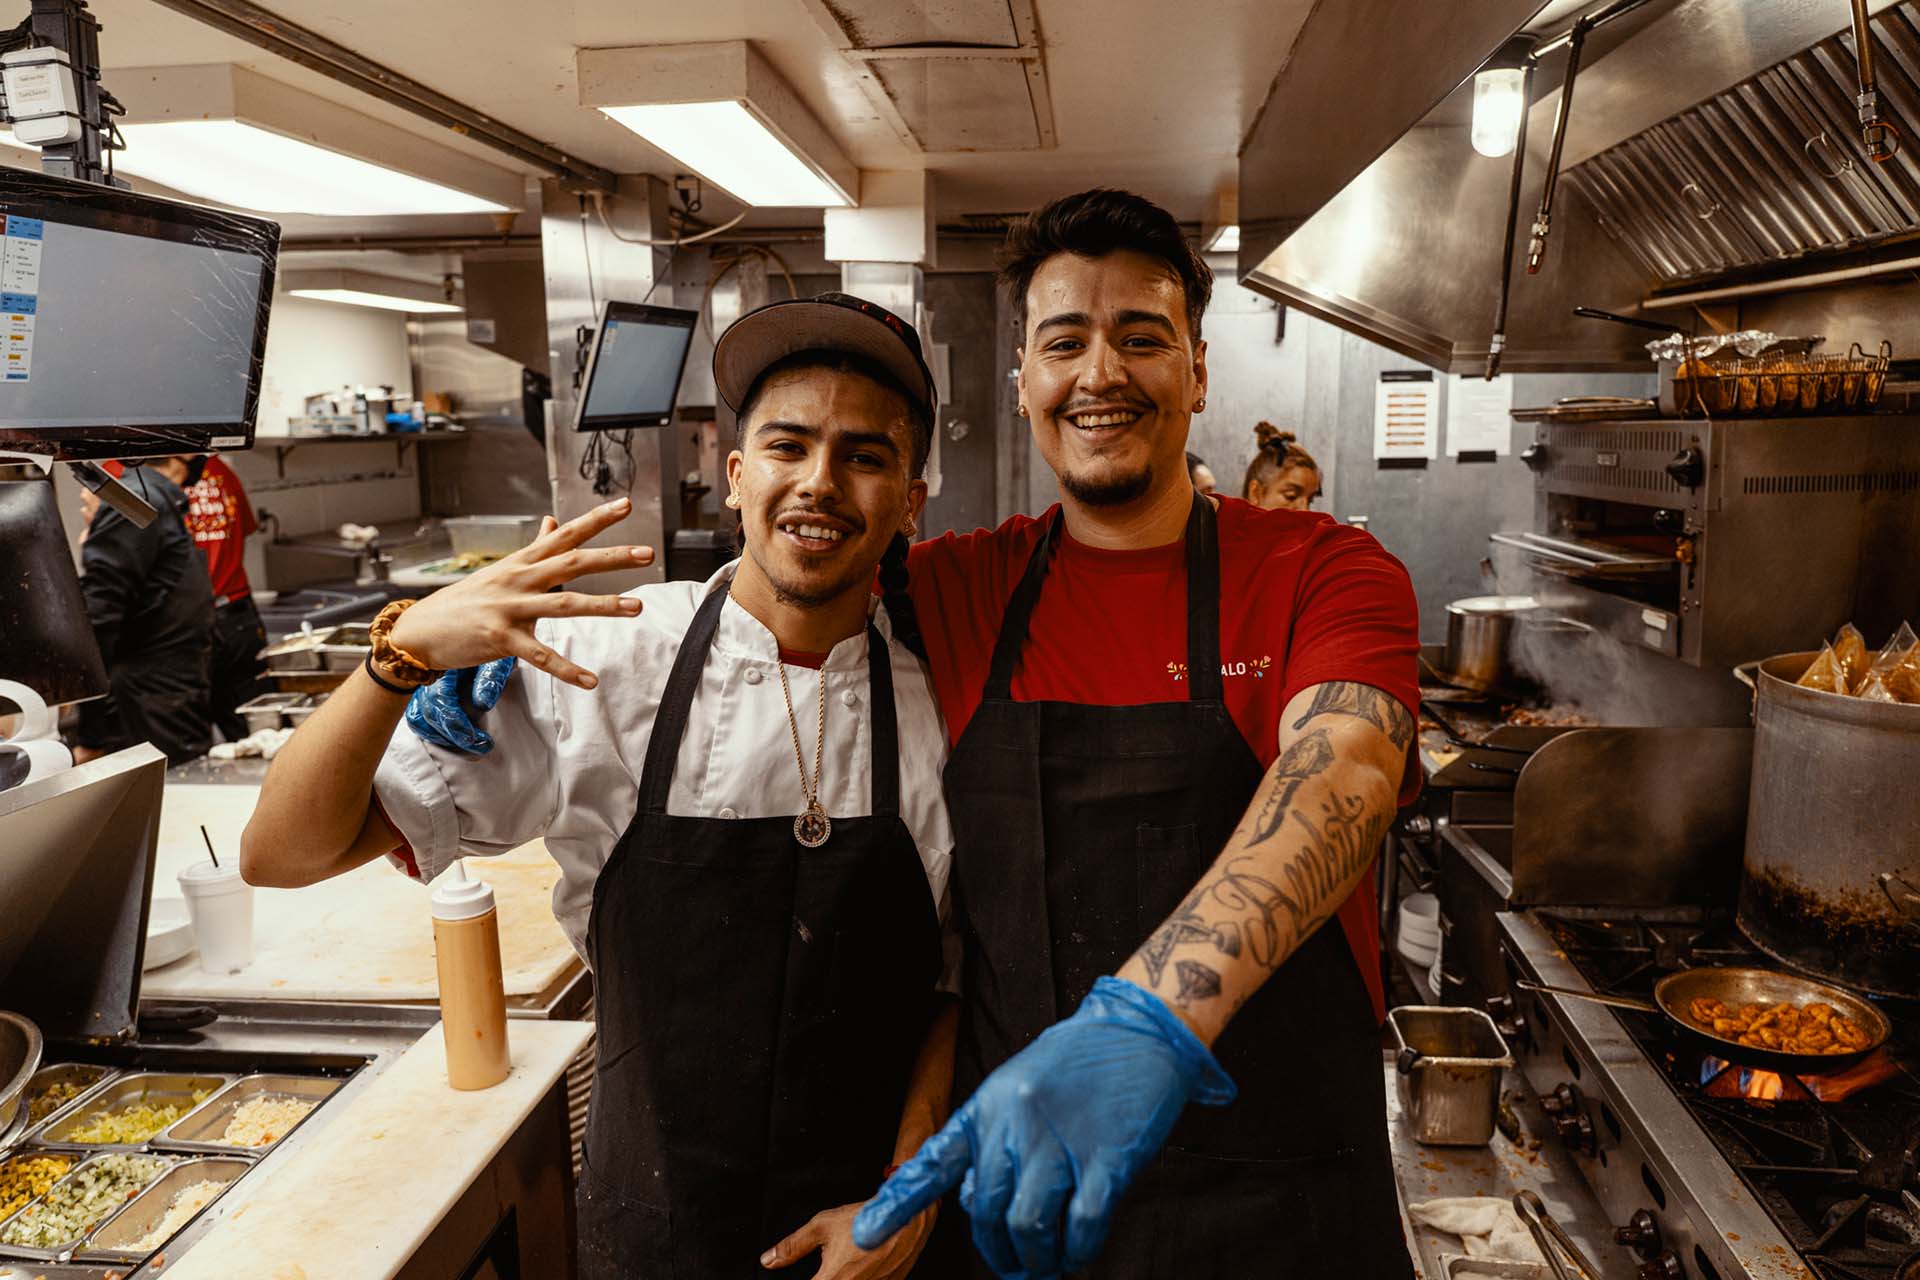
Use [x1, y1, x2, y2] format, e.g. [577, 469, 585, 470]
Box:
[1060, 463, 1154, 507]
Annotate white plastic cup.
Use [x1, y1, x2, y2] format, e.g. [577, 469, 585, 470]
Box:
[177, 860, 254, 974]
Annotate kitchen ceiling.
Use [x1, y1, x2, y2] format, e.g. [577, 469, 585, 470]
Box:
[66, 0, 1321, 238]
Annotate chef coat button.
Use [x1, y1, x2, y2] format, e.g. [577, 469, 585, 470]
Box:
[719, 806, 739, 820]
[841, 689, 859, 708]
[743, 668, 763, 685]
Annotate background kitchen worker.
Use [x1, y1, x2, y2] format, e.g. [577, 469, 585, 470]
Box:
[241, 293, 961, 1280]
[1184, 451, 1216, 496]
[1242, 421, 1322, 510]
[857, 189, 1420, 1278]
[70, 455, 214, 765]
[182, 454, 269, 741]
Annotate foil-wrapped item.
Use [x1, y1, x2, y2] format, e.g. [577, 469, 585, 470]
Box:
[1645, 330, 1825, 361]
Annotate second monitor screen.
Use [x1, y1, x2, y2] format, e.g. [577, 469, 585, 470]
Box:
[578, 305, 697, 429]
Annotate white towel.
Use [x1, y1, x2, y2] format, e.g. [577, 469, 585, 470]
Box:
[1407, 1197, 1546, 1263]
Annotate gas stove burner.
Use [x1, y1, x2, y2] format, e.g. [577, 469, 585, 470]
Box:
[1536, 910, 1920, 1279]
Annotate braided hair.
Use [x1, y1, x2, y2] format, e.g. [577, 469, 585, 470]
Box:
[1242, 422, 1322, 505]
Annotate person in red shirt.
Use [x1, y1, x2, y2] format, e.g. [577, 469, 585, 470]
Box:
[856, 190, 1420, 1279]
[181, 455, 268, 741]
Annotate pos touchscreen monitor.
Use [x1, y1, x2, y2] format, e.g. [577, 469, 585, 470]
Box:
[574, 301, 698, 430]
[0, 167, 279, 461]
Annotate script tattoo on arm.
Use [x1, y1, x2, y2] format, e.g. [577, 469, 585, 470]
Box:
[1122, 681, 1408, 1029]
[1289, 681, 1415, 752]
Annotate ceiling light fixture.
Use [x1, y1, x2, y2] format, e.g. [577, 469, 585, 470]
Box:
[579, 42, 856, 208]
[1471, 39, 1535, 159]
[284, 269, 462, 314]
[104, 65, 521, 217]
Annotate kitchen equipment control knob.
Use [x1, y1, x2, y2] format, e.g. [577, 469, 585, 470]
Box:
[1665, 446, 1705, 488]
[1652, 508, 1685, 533]
[1521, 442, 1550, 472]
[1637, 1249, 1684, 1279]
[1541, 1082, 1596, 1154]
[1615, 1209, 1663, 1257]
[1486, 993, 1527, 1040]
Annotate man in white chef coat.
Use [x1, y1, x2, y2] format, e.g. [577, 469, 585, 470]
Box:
[243, 294, 965, 1279]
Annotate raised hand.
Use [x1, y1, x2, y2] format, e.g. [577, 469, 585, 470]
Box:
[386, 499, 653, 689]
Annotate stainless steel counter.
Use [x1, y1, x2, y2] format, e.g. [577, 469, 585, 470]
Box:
[1387, 1056, 1640, 1279]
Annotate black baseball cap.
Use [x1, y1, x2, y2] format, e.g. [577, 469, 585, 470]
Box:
[712, 292, 937, 417]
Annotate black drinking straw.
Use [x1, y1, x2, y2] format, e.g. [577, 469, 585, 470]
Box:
[200, 824, 220, 868]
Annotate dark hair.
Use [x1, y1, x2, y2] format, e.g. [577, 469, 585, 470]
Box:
[1185, 452, 1208, 476]
[1242, 422, 1321, 498]
[734, 349, 930, 659]
[997, 189, 1213, 341]
[736, 349, 934, 476]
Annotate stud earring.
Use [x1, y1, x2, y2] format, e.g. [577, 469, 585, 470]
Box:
[1018, 404, 1028, 418]
[1195, 397, 1207, 412]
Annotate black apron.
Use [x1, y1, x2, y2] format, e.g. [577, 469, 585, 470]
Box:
[578, 585, 945, 1278]
[942, 497, 1412, 1279]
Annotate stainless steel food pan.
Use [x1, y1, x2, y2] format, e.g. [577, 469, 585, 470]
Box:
[17, 1064, 116, 1140]
[36, 1073, 230, 1151]
[156, 1073, 340, 1153]
[0, 1151, 174, 1256]
[80, 1155, 250, 1261]
[1389, 1006, 1513, 1147]
[235, 691, 311, 734]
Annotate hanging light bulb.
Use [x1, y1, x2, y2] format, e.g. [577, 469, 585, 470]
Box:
[1472, 66, 1528, 158]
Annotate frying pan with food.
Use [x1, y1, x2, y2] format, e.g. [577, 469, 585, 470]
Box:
[1516, 967, 1891, 1075]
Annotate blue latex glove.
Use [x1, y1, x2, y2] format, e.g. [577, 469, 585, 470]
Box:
[404, 657, 517, 755]
[853, 976, 1236, 1277]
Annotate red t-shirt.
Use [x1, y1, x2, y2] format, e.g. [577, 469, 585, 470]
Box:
[906, 497, 1421, 1020]
[183, 456, 256, 602]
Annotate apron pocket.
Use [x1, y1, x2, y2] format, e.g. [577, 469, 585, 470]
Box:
[577, 1151, 675, 1280]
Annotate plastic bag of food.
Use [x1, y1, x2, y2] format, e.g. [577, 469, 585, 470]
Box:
[1797, 642, 1850, 693]
[1865, 622, 1917, 680]
[1859, 630, 1920, 703]
[1833, 623, 1869, 691]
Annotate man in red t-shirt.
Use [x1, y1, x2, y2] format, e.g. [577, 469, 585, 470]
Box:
[856, 191, 1420, 1279]
[182, 455, 268, 740]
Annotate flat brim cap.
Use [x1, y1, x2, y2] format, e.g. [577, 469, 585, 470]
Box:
[712, 292, 937, 416]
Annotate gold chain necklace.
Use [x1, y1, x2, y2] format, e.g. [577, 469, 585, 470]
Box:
[774, 659, 831, 847]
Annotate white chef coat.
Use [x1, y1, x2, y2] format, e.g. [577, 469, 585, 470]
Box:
[373, 562, 957, 984]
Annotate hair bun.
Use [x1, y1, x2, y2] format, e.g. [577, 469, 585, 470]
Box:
[1253, 422, 1296, 451]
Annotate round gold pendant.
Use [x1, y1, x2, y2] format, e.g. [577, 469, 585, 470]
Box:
[794, 803, 831, 848]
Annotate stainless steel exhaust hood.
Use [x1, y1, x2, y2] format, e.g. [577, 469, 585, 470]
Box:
[1238, 0, 1916, 373]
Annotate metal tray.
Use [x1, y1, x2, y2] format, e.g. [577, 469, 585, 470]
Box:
[0, 1151, 174, 1257]
[261, 624, 364, 673]
[156, 1074, 339, 1153]
[235, 691, 311, 734]
[0, 1150, 81, 1225]
[36, 1074, 230, 1151]
[17, 1065, 117, 1141]
[79, 1156, 250, 1262]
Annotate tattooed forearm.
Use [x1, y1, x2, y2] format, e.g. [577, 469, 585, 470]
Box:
[1289, 681, 1415, 752]
[1245, 729, 1334, 845]
[1172, 959, 1222, 1009]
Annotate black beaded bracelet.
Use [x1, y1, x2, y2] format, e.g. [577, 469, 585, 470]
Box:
[364, 651, 424, 696]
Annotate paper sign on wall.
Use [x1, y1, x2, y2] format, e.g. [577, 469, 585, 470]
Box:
[1446, 373, 1513, 456]
[1373, 370, 1438, 460]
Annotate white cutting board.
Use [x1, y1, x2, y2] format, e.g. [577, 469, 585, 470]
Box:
[141, 784, 578, 1003]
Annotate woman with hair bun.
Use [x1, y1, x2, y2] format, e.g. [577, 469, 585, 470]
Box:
[1242, 422, 1322, 511]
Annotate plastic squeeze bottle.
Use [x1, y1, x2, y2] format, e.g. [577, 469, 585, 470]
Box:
[431, 860, 511, 1090]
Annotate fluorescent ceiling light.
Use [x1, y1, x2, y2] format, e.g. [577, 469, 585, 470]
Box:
[93, 65, 524, 218]
[601, 101, 847, 207]
[578, 43, 857, 208]
[112, 121, 507, 216]
[1205, 223, 1241, 253]
[284, 269, 461, 314]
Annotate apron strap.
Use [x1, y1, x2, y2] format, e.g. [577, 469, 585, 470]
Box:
[865, 622, 901, 820]
[982, 497, 1227, 704]
[1182, 496, 1225, 702]
[635, 582, 729, 817]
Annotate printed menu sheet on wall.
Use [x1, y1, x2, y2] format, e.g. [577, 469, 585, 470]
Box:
[1373, 370, 1437, 460]
[1446, 372, 1513, 455]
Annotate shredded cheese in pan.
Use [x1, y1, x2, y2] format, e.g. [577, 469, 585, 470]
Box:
[218, 1096, 315, 1147]
[130, 1178, 226, 1252]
